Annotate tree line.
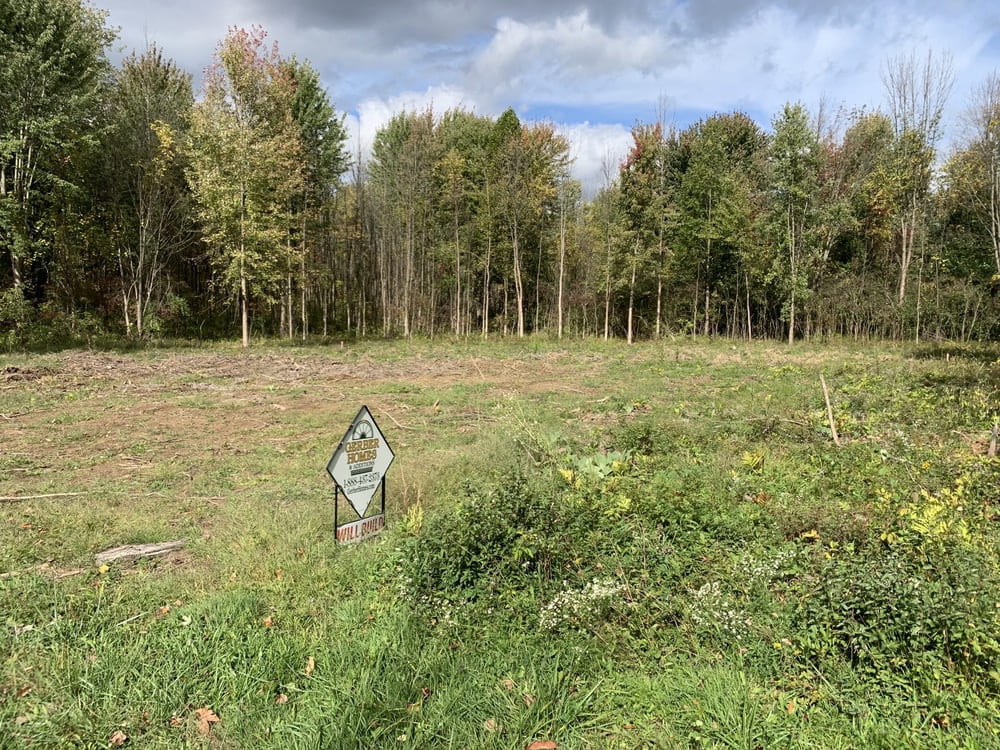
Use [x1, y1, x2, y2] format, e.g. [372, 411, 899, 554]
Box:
[2, 0, 998, 348]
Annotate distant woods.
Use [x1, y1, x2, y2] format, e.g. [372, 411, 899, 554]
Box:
[1, 2, 998, 346]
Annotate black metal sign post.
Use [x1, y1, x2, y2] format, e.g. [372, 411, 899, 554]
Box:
[327, 405, 394, 545]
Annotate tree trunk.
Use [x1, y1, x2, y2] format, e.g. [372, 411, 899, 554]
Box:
[655, 236, 663, 338]
[534, 234, 542, 333]
[482, 234, 491, 339]
[454, 204, 461, 336]
[627, 249, 637, 345]
[603, 232, 612, 340]
[897, 206, 915, 306]
[240, 267, 249, 348]
[557, 206, 566, 339]
[512, 220, 525, 337]
[300, 253, 307, 341]
[788, 205, 796, 345]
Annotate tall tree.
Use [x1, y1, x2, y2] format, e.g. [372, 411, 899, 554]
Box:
[368, 109, 436, 336]
[105, 46, 193, 337]
[492, 111, 569, 337]
[554, 175, 581, 338]
[882, 50, 954, 306]
[284, 57, 349, 338]
[677, 113, 765, 337]
[958, 72, 1000, 278]
[768, 102, 821, 343]
[0, 0, 114, 301]
[187, 26, 303, 347]
[618, 122, 678, 343]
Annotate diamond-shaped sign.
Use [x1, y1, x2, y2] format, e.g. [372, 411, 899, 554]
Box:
[326, 406, 395, 518]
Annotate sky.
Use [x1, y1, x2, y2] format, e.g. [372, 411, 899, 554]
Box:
[97, 0, 1000, 194]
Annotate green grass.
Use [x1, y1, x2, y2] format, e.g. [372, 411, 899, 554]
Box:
[1, 337, 998, 748]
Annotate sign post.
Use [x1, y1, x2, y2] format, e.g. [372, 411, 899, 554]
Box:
[327, 406, 395, 544]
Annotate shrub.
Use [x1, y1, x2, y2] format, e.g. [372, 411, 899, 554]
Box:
[795, 539, 1000, 695]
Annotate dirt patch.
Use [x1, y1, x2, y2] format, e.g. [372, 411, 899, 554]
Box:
[0, 365, 55, 383]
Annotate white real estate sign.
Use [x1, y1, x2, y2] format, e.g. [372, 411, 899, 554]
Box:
[326, 406, 395, 520]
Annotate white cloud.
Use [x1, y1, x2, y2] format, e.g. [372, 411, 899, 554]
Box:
[345, 85, 480, 165]
[468, 11, 669, 109]
[101, 0, 1000, 189]
[557, 122, 633, 196]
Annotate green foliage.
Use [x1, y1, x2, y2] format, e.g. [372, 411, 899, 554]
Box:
[798, 538, 1000, 694]
[0, 0, 115, 310]
[286, 57, 349, 196]
[186, 26, 304, 346]
[104, 45, 194, 338]
[0, 286, 31, 349]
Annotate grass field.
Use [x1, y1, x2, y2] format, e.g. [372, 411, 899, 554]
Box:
[1, 337, 999, 748]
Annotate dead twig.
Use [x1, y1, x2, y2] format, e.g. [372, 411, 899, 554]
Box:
[1, 564, 85, 580]
[744, 416, 811, 429]
[116, 611, 149, 627]
[0, 492, 86, 503]
[989, 419, 998, 459]
[820, 374, 841, 447]
[383, 412, 415, 431]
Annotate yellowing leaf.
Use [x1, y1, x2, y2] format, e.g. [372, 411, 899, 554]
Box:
[483, 718, 500, 733]
[98, 564, 110, 574]
[305, 656, 315, 676]
[275, 693, 288, 705]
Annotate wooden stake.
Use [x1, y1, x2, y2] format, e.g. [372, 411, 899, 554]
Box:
[820, 374, 841, 447]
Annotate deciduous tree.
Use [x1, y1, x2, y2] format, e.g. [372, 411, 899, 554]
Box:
[187, 26, 303, 347]
[105, 46, 193, 337]
[0, 0, 114, 301]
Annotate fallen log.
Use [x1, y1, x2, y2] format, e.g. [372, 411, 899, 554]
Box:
[95, 539, 186, 566]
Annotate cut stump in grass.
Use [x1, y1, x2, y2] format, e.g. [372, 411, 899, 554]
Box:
[95, 539, 187, 566]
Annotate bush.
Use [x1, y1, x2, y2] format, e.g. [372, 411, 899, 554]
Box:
[395, 472, 566, 600]
[795, 538, 1000, 695]
[0, 286, 32, 350]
